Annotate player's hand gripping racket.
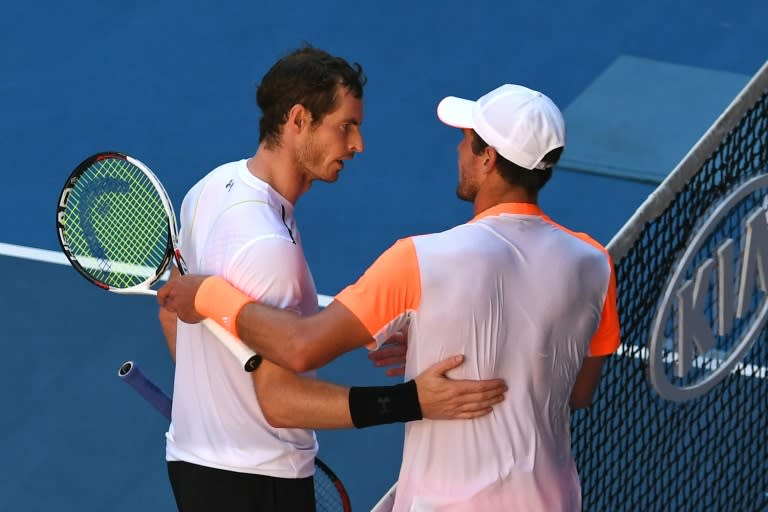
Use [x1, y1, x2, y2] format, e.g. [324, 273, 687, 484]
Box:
[57, 152, 261, 371]
[118, 360, 351, 512]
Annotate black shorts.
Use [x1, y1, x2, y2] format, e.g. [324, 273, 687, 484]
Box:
[167, 460, 316, 512]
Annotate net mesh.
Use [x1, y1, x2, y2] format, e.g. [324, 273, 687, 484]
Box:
[571, 82, 768, 509]
[59, 156, 170, 288]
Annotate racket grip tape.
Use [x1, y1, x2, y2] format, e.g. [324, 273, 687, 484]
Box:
[118, 361, 172, 421]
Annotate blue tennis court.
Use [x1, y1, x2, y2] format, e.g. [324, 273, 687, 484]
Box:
[1, 0, 766, 509]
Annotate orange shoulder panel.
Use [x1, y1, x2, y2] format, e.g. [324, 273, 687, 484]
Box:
[589, 256, 621, 356]
[334, 238, 422, 337]
[568, 232, 620, 356]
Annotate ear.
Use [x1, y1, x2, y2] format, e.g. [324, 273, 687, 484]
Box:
[286, 104, 312, 135]
[481, 146, 498, 175]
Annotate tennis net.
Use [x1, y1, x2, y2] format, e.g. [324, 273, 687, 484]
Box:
[571, 60, 768, 511]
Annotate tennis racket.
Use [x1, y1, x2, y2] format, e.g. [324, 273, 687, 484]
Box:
[118, 361, 352, 512]
[56, 152, 261, 372]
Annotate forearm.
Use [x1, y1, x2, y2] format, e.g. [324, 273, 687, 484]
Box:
[570, 356, 607, 409]
[236, 303, 324, 372]
[255, 362, 421, 429]
[235, 301, 373, 373]
[253, 361, 422, 429]
[255, 362, 353, 429]
[160, 275, 374, 372]
[158, 266, 181, 362]
[158, 307, 177, 362]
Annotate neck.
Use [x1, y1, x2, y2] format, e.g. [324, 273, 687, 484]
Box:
[472, 183, 537, 216]
[247, 144, 310, 205]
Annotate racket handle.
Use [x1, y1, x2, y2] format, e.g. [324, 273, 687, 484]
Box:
[118, 361, 172, 421]
[149, 288, 260, 371]
[371, 482, 398, 512]
[201, 319, 262, 372]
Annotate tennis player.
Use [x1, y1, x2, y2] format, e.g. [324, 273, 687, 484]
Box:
[160, 83, 620, 511]
[157, 47, 507, 512]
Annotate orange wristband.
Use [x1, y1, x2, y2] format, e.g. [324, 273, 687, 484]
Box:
[194, 276, 254, 337]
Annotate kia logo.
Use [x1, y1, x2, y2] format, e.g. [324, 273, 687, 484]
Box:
[649, 174, 768, 401]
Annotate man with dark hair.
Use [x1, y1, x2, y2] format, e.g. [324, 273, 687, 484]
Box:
[158, 47, 506, 512]
[256, 47, 365, 149]
[467, 130, 561, 196]
[160, 83, 619, 511]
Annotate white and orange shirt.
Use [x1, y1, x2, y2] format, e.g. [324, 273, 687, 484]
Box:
[166, 160, 318, 478]
[336, 203, 619, 512]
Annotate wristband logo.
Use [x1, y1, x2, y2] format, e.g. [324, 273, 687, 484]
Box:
[649, 173, 768, 401]
[378, 396, 391, 415]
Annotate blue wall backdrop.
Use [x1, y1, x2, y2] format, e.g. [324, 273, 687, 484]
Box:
[1, 1, 766, 510]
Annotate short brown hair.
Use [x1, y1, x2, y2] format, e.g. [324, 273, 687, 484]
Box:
[256, 45, 367, 148]
[471, 130, 562, 194]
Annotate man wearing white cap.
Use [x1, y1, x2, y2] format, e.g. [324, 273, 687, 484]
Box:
[159, 84, 621, 511]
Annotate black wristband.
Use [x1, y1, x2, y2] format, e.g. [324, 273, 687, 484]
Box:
[348, 380, 423, 428]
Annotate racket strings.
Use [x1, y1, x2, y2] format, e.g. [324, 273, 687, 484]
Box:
[60, 158, 171, 288]
[313, 463, 350, 512]
[314, 476, 344, 511]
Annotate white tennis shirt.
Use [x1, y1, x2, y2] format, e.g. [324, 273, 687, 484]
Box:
[336, 203, 620, 511]
[166, 159, 319, 477]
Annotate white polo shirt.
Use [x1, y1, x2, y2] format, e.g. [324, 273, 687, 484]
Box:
[166, 159, 319, 478]
[336, 203, 620, 511]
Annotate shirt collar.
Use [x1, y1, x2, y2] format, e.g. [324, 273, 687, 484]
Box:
[471, 202, 544, 222]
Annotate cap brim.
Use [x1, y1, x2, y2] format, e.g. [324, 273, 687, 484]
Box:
[437, 96, 476, 129]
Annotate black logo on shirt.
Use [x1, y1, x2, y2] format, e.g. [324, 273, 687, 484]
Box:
[225, 179, 234, 192]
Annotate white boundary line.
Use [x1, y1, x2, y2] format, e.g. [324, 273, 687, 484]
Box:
[616, 343, 767, 379]
[0, 242, 69, 265]
[0, 242, 334, 307]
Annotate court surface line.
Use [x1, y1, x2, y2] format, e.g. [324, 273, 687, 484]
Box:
[0, 241, 333, 307]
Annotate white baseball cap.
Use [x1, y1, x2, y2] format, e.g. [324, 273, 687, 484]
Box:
[437, 84, 565, 171]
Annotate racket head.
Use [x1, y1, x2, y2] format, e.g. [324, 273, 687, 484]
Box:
[56, 152, 178, 292]
[314, 458, 352, 512]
